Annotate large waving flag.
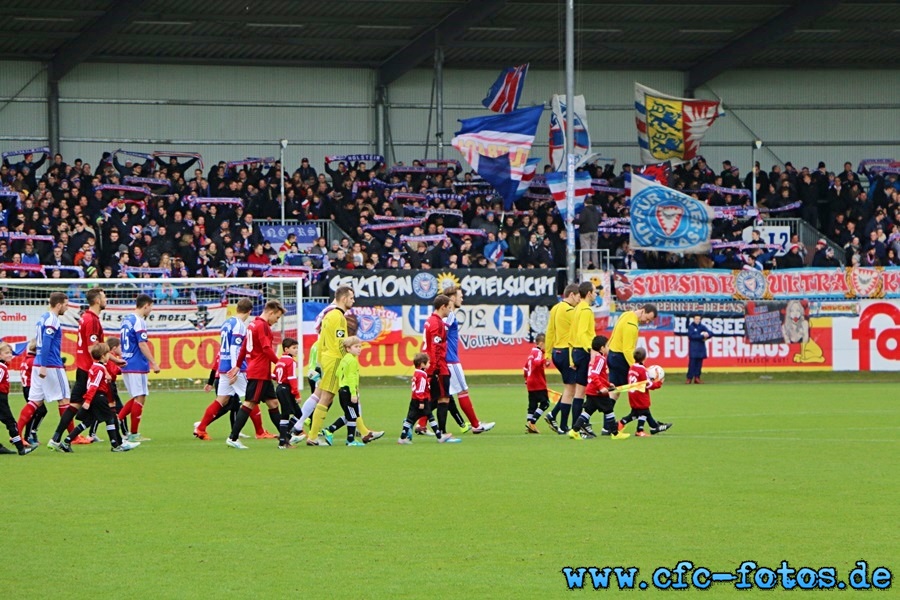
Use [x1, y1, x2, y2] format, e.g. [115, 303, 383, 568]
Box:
[629, 174, 714, 253]
[452, 105, 544, 210]
[546, 171, 592, 218]
[515, 157, 541, 201]
[634, 83, 722, 164]
[482, 64, 529, 113]
[549, 95, 598, 171]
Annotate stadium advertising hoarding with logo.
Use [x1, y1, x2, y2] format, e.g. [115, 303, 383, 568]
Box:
[607, 300, 837, 373]
[324, 268, 558, 306]
[0, 303, 299, 382]
[832, 300, 900, 371]
[302, 301, 534, 377]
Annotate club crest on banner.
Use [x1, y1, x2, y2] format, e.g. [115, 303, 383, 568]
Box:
[412, 272, 438, 299]
[734, 269, 768, 300]
[630, 176, 712, 253]
[656, 205, 684, 236]
[846, 267, 884, 298]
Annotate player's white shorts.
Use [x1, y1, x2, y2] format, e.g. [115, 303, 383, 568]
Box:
[448, 362, 468, 396]
[216, 372, 247, 398]
[27, 367, 70, 403]
[123, 373, 149, 399]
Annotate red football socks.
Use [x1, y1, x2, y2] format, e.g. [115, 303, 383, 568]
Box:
[17, 402, 37, 438]
[118, 399, 134, 422]
[457, 391, 480, 428]
[198, 401, 221, 431]
[250, 404, 265, 435]
[130, 402, 143, 434]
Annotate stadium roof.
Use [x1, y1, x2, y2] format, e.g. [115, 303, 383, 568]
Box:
[1, 0, 898, 90]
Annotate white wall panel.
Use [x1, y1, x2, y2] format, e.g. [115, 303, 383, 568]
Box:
[0, 61, 48, 142]
[2, 60, 897, 176]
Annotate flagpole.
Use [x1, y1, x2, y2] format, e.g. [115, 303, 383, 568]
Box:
[565, 0, 576, 286]
[435, 44, 445, 160]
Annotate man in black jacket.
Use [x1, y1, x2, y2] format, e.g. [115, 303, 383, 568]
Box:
[777, 244, 806, 269]
[575, 195, 602, 268]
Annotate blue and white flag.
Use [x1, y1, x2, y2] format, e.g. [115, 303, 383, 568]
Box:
[0, 337, 29, 357]
[545, 171, 592, 218]
[629, 175, 714, 254]
[549, 95, 598, 171]
[482, 64, 529, 113]
[452, 105, 544, 210]
[515, 158, 542, 201]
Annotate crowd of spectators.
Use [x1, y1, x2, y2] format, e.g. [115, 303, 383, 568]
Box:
[1, 147, 899, 291]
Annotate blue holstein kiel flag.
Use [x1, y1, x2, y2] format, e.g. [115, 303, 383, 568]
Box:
[629, 175, 714, 254]
[452, 104, 544, 210]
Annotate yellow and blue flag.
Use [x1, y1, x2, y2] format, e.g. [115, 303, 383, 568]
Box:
[634, 83, 722, 164]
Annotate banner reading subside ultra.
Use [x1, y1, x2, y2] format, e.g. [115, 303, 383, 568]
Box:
[629, 175, 714, 254]
[612, 267, 900, 302]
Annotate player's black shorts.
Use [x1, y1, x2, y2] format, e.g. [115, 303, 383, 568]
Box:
[528, 389, 549, 406]
[82, 392, 115, 424]
[584, 393, 615, 415]
[0, 392, 15, 428]
[406, 398, 434, 423]
[571, 348, 590, 386]
[246, 379, 276, 404]
[607, 351, 630, 387]
[108, 381, 121, 407]
[70, 368, 90, 405]
[429, 373, 450, 402]
[275, 383, 297, 410]
[551, 348, 576, 385]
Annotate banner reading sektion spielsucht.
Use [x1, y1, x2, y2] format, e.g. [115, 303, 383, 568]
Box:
[324, 268, 558, 306]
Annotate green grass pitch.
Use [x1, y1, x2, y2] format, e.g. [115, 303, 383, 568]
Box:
[4, 373, 898, 597]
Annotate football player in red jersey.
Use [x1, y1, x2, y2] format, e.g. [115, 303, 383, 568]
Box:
[0, 343, 34, 455]
[619, 347, 671, 437]
[274, 338, 303, 440]
[422, 295, 461, 444]
[225, 300, 287, 449]
[397, 353, 442, 444]
[49, 288, 107, 446]
[523, 333, 550, 433]
[568, 336, 628, 440]
[54, 343, 139, 453]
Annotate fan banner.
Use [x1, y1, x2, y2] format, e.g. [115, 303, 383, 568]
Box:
[629, 175, 714, 253]
[260, 222, 320, 249]
[612, 268, 900, 303]
[323, 268, 558, 306]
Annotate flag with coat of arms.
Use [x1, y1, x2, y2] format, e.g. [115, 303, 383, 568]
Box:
[634, 83, 722, 164]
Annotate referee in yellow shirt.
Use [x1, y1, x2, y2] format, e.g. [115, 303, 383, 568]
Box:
[608, 303, 658, 388]
[569, 282, 597, 427]
[543, 283, 580, 432]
